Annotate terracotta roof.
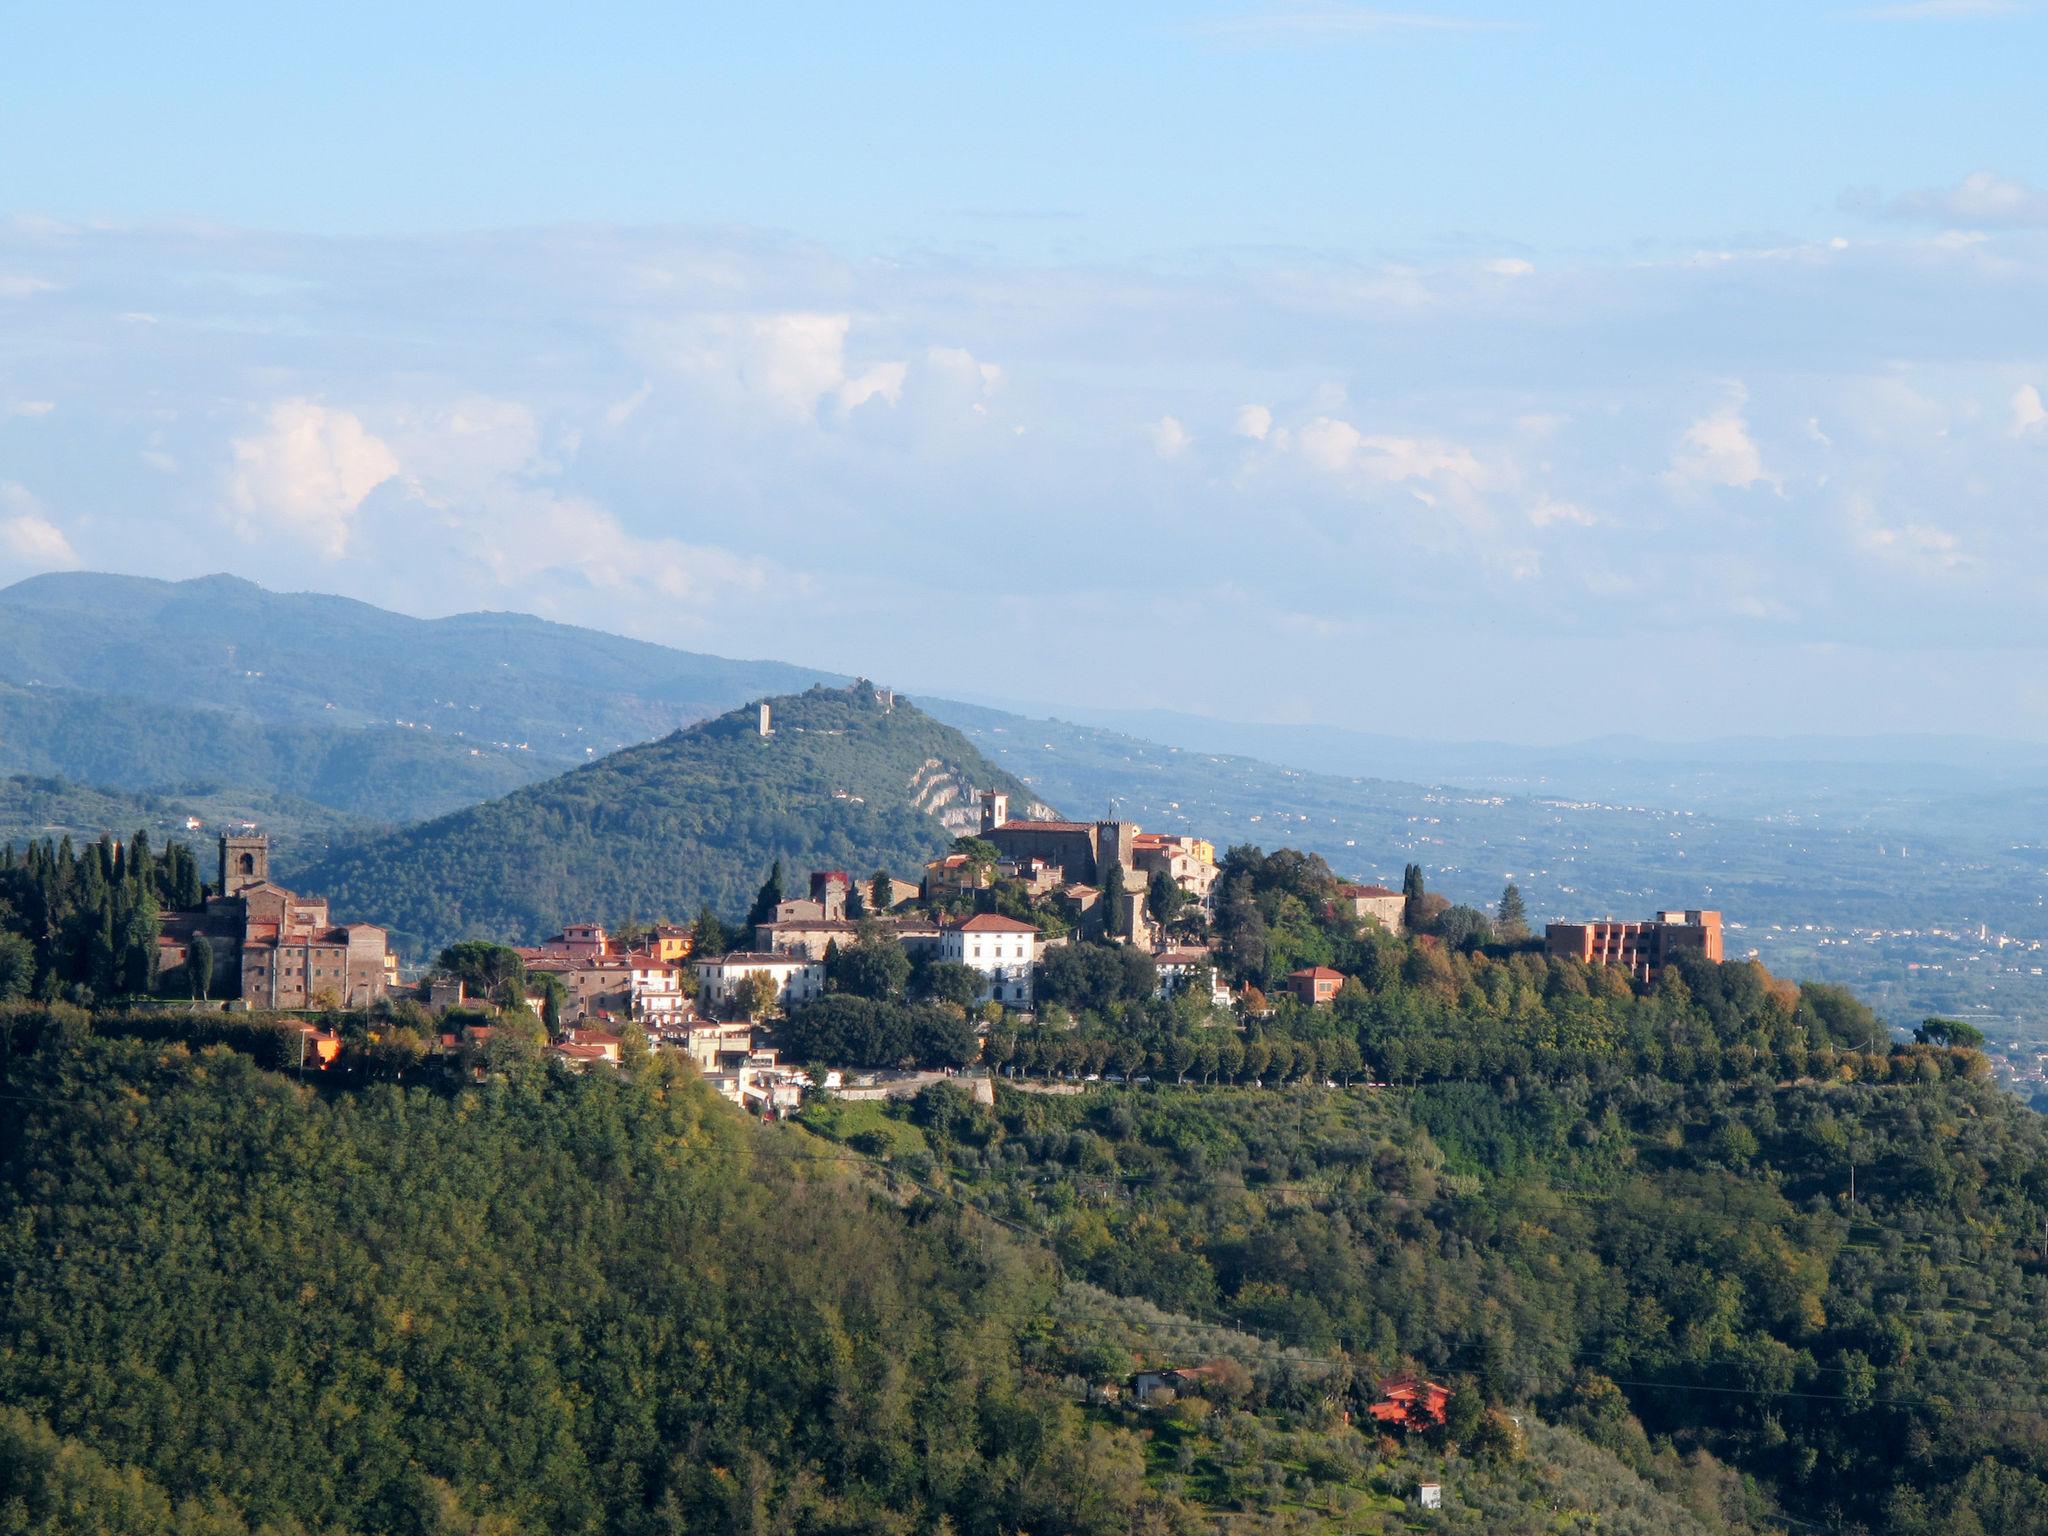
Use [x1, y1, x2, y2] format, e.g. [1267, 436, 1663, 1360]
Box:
[1340, 883, 1400, 899]
[986, 819, 1096, 835]
[1155, 948, 1214, 966]
[954, 914, 1040, 934]
[1289, 965, 1346, 981]
[701, 951, 818, 966]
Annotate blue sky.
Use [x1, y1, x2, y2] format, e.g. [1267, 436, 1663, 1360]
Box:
[2, 1, 2046, 740]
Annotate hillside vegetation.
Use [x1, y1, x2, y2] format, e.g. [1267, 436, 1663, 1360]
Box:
[0, 1024, 1164, 1536]
[0, 774, 363, 867]
[810, 1055, 2048, 1534]
[0, 1010, 1768, 1536]
[297, 686, 1043, 953]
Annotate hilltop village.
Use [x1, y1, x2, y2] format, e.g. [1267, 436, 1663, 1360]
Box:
[0, 725, 2018, 1536]
[0, 778, 1743, 1117]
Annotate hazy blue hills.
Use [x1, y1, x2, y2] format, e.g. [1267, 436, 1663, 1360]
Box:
[0, 570, 845, 847]
[0, 682, 543, 833]
[295, 685, 1043, 954]
[0, 774, 365, 857]
[0, 570, 839, 758]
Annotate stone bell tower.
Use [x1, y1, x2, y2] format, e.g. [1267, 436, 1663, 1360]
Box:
[218, 832, 269, 898]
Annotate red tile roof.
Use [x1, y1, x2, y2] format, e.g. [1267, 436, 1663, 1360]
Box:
[1340, 883, 1400, 899]
[1289, 965, 1346, 981]
[955, 914, 1040, 933]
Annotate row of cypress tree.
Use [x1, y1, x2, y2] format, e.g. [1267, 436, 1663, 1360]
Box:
[0, 831, 205, 1004]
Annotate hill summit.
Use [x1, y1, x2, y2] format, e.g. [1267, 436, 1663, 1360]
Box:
[296, 684, 1049, 952]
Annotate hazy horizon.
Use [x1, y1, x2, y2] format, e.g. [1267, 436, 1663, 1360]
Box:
[4, 2, 2045, 741]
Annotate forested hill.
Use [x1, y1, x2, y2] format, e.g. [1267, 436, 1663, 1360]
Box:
[0, 1018, 1741, 1536]
[296, 685, 1047, 953]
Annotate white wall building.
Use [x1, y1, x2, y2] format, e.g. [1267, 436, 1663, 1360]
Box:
[940, 913, 1041, 1009]
[693, 951, 824, 1013]
[1154, 947, 1232, 1008]
[628, 958, 692, 1021]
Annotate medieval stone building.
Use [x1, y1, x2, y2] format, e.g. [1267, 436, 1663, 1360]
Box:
[157, 833, 394, 1009]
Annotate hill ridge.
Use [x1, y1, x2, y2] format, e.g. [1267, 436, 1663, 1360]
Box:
[296, 683, 1046, 952]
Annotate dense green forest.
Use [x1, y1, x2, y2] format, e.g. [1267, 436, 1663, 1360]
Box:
[804, 1049, 2048, 1532]
[297, 687, 1041, 955]
[0, 1012, 1747, 1536]
[0, 776, 362, 870]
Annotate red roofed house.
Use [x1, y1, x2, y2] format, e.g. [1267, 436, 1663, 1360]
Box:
[1336, 883, 1405, 936]
[563, 1027, 623, 1064]
[1368, 1375, 1450, 1432]
[1285, 965, 1346, 1008]
[940, 912, 1042, 1009]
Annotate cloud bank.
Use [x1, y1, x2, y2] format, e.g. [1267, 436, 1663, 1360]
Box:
[0, 208, 2044, 739]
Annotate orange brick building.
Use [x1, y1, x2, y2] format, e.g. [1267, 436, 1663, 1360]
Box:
[1544, 909, 1723, 984]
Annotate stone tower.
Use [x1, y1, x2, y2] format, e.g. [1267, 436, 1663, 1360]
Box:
[219, 832, 269, 897]
[980, 789, 1010, 833]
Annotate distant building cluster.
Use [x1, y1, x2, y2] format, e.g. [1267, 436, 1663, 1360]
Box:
[158, 834, 395, 1009]
[139, 767, 1732, 1121]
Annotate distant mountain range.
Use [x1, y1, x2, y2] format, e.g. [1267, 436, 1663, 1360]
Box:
[3, 570, 2046, 1049]
[0, 570, 841, 853]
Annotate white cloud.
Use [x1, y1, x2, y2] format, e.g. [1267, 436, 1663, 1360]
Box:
[8, 400, 55, 417]
[0, 275, 57, 299]
[1150, 415, 1193, 458]
[2012, 384, 2047, 436]
[1846, 497, 1972, 574]
[1865, 170, 2048, 227]
[644, 312, 986, 424]
[0, 484, 81, 570]
[1670, 389, 1782, 493]
[604, 381, 654, 427]
[463, 486, 782, 610]
[840, 360, 909, 410]
[1233, 404, 1273, 440]
[1484, 257, 1535, 276]
[1295, 417, 1491, 489]
[1529, 495, 1596, 527]
[922, 346, 1002, 400]
[7, 215, 2048, 735]
[227, 400, 400, 558]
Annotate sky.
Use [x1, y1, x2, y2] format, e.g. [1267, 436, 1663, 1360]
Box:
[2, 0, 2046, 743]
